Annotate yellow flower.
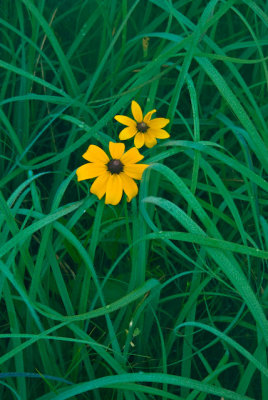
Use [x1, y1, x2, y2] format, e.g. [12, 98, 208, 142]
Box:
[76, 142, 149, 205]
[114, 100, 170, 149]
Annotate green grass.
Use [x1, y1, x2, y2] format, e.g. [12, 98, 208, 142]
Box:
[0, 0, 268, 399]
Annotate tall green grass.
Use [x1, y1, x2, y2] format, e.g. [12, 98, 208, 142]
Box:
[0, 0, 268, 399]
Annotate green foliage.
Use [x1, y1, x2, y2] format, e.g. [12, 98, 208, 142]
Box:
[0, 0, 268, 399]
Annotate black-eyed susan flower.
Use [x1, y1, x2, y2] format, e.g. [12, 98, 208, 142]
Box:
[114, 100, 170, 149]
[76, 142, 148, 205]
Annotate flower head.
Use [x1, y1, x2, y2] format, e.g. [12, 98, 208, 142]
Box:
[76, 142, 148, 205]
[114, 100, 170, 149]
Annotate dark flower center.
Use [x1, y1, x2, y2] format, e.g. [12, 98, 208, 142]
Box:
[107, 159, 123, 174]
[136, 121, 148, 133]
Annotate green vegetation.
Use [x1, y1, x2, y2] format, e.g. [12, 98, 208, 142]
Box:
[1, 0, 268, 399]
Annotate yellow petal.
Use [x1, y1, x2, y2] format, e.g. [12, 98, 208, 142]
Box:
[121, 147, 144, 165]
[119, 126, 137, 140]
[144, 132, 157, 148]
[109, 142, 125, 159]
[124, 164, 148, 180]
[90, 172, 110, 199]
[114, 115, 136, 127]
[82, 145, 109, 163]
[144, 109, 156, 123]
[149, 128, 170, 139]
[76, 163, 107, 181]
[105, 174, 123, 205]
[148, 118, 170, 129]
[120, 172, 138, 202]
[134, 132, 145, 148]
[131, 100, 143, 123]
